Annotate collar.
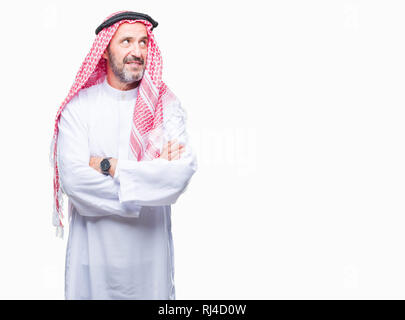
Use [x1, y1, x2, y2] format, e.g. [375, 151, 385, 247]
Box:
[102, 78, 139, 101]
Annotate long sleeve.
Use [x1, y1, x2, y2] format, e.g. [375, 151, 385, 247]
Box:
[57, 95, 142, 218]
[114, 100, 198, 206]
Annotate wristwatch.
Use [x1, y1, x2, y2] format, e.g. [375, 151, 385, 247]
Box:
[100, 157, 112, 176]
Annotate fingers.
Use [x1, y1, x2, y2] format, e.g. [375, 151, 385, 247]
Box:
[164, 140, 184, 152]
[168, 146, 185, 160]
[167, 143, 185, 161]
[161, 140, 186, 161]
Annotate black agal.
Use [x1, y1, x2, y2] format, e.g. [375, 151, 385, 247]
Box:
[95, 11, 158, 35]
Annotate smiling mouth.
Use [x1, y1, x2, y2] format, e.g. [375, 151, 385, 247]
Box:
[126, 61, 143, 65]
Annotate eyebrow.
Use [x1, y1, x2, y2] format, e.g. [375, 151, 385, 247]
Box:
[120, 35, 149, 42]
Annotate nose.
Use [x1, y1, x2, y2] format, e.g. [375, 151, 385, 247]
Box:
[130, 43, 142, 58]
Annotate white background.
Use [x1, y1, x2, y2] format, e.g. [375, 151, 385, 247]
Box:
[0, 0, 404, 299]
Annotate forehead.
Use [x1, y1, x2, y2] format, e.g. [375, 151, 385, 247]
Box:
[113, 22, 148, 39]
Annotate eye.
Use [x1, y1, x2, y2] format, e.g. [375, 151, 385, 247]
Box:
[122, 39, 130, 45]
[140, 40, 147, 47]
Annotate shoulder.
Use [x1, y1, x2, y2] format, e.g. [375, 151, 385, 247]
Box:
[164, 99, 188, 126]
[61, 82, 103, 121]
[163, 99, 188, 139]
[162, 85, 187, 122]
[77, 81, 103, 102]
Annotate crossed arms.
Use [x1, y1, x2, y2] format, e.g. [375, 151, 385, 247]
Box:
[89, 140, 185, 176]
[57, 96, 197, 218]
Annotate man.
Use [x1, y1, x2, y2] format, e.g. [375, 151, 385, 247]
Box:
[49, 11, 197, 300]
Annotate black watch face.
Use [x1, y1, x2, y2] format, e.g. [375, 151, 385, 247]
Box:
[100, 159, 111, 171]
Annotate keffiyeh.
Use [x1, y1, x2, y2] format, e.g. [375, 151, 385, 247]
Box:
[49, 11, 178, 237]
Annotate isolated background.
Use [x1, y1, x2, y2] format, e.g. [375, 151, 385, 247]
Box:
[0, 0, 405, 299]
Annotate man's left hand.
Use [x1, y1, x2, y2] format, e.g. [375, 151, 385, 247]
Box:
[89, 157, 117, 177]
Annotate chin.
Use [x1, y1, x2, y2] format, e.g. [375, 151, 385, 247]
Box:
[120, 71, 141, 82]
[131, 73, 143, 82]
[133, 71, 144, 81]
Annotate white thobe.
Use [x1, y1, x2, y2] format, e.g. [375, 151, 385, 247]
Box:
[57, 78, 197, 300]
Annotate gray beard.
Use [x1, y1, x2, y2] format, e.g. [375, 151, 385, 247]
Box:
[107, 49, 145, 84]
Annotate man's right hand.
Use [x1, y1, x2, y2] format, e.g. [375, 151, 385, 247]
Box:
[159, 139, 185, 161]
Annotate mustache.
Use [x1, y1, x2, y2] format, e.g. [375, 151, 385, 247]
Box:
[124, 55, 144, 65]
